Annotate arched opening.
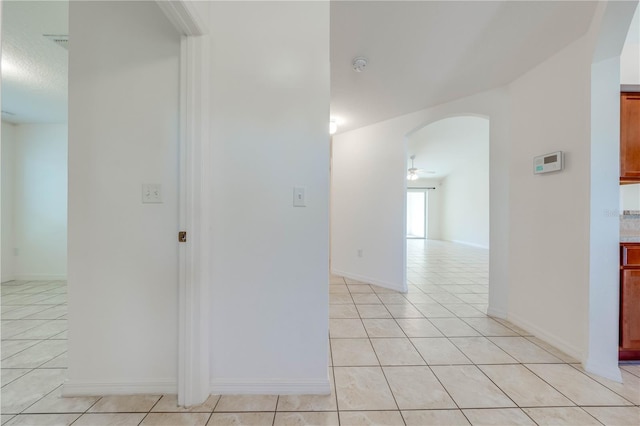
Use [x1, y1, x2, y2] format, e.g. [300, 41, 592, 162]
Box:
[404, 115, 492, 314]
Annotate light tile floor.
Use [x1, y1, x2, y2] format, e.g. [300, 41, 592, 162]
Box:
[2, 240, 639, 425]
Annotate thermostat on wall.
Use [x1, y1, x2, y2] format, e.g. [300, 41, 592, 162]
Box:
[533, 151, 563, 174]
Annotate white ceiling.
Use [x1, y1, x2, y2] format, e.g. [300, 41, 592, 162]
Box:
[407, 115, 489, 180]
[1, 1, 68, 124]
[0, 1, 628, 129]
[330, 1, 598, 133]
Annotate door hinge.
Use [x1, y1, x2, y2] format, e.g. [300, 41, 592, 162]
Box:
[179, 231, 187, 243]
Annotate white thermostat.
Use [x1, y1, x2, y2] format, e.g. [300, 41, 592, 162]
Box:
[534, 151, 563, 174]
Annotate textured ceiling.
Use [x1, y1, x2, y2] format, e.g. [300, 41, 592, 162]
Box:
[1, 1, 68, 124]
[330, 1, 599, 133]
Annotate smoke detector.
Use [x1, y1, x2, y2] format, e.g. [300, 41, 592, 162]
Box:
[352, 57, 368, 72]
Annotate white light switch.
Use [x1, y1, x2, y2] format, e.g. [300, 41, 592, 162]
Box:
[293, 187, 306, 207]
[142, 184, 162, 203]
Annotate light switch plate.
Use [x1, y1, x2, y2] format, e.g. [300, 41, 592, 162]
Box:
[293, 187, 306, 207]
[142, 184, 162, 203]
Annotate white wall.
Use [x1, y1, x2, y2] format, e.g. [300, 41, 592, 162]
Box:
[586, 1, 637, 381]
[331, 88, 510, 306]
[621, 184, 640, 211]
[621, 43, 639, 85]
[13, 124, 67, 280]
[0, 1, 3, 283]
[2, 122, 16, 282]
[332, 121, 408, 290]
[439, 171, 489, 248]
[620, 5, 639, 85]
[66, 1, 181, 394]
[506, 0, 635, 380]
[207, 1, 330, 393]
[588, 55, 624, 381]
[1, 123, 67, 282]
[508, 34, 592, 364]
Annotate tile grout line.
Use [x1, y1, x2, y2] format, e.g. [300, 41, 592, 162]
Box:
[566, 363, 639, 406]
[271, 395, 279, 426]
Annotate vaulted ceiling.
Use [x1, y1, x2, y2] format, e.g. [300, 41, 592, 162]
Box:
[330, 1, 599, 133]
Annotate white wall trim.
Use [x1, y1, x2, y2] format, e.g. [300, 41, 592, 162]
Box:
[331, 269, 405, 293]
[486, 306, 507, 320]
[584, 359, 622, 383]
[156, 0, 207, 36]
[210, 379, 331, 395]
[161, 0, 211, 408]
[507, 311, 583, 362]
[176, 33, 211, 408]
[62, 380, 177, 396]
[11, 274, 67, 281]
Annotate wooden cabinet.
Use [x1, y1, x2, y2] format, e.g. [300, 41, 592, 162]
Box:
[620, 243, 640, 359]
[621, 270, 640, 350]
[620, 92, 640, 181]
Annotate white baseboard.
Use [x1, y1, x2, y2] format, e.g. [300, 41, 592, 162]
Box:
[14, 274, 67, 281]
[331, 269, 406, 293]
[62, 379, 177, 396]
[584, 359, 623, 383]
[507, 312, 583, 362]
[486, 306, 507, 319]
[451, 240, 490, 250]
[210, 378, 330, 395]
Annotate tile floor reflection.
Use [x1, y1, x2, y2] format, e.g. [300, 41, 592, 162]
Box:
[2, 240, 639, 425]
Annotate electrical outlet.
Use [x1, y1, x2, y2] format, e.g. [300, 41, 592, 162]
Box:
[142, 184, 162, 203]
[357, 249, 363, 258]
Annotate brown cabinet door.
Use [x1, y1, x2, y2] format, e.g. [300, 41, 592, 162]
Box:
[621, 269, 640, 350]
[622, 244, 640, 266]
[621, 93, 640, 178]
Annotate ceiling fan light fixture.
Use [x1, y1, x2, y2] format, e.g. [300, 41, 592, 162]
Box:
[407, 155, 421, 181]
[407, 172, 419, 181]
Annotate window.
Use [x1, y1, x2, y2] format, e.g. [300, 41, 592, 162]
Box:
[407, 189, 427, 239]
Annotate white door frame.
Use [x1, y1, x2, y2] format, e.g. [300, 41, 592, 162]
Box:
[156, 0, 211, 407]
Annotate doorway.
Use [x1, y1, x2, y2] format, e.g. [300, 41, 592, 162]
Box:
[405, 116, 490, 249]
[1, 1, 68, 284]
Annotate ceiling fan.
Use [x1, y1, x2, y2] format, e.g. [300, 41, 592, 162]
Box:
[407, 155, 435, 181]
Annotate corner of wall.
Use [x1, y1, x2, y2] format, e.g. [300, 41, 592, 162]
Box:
[331, 268, 407, 293]
[583, 359, 622, 383]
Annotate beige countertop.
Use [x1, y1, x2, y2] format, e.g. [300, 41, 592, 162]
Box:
[621, 237, 640, 243]
[621, 213, 640, 242]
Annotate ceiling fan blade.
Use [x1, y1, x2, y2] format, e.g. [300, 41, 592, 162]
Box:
[409, 168, 436, 175]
